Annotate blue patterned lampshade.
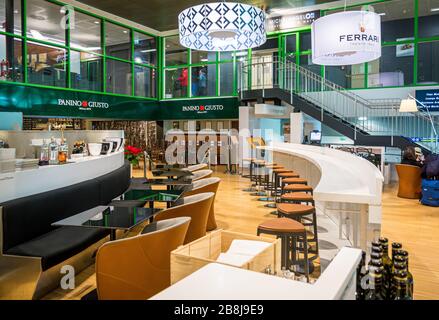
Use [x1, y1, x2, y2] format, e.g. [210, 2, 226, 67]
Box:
[178, 2, 266, 52]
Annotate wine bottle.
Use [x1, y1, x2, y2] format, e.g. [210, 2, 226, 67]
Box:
[356, 250, 368, 300]
[379, 237, 393, 298]
[391, 242, 402, 261]
[365, 265, 385, 300]
[392, 270, 412, 300]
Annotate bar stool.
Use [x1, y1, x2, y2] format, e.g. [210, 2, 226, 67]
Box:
[281, 178, 308, 189]
[257, 218, 310, 281]
[265, 171, 300, 209]
[277, 203, 319, 264]
[251, 166, 270, 197]
[282, 184, 314, 195]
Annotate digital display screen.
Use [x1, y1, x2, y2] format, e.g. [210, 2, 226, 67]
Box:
[310, 131, 321, 141]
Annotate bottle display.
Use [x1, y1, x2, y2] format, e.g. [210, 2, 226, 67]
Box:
[49, 138, 59, 165]
[357, 237, 414, 300]
[39, 139, 50, 166]
[58, 138, 68, 164]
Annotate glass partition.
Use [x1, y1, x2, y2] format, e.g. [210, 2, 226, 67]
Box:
[191, 65, 216, 97]
[27, 41, 66, 87]
[368, 45, 414, 87]
[417, 41, 439, 85]
[418, 0, 439, 39]
[106, 58, 131, 94]
[105, 21, 131, 60]
[134, 31, 156, 65]
[0, 0, 22, 34]
[26, 0, 66, 45]
[165, 68, 188, 98]
[220, 62, 234, 96]
[0, 34, 22, 82]
[135, 65, 156, 97]
[165, 35, 187, 66]
[70, 51, 102, 91]
[70, 11, 101, 53]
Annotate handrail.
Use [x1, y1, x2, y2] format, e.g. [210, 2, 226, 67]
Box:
[238, 58, 438, 153]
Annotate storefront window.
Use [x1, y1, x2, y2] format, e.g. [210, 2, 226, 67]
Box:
[105, 22, 130, 60]
[106, 58, 131, 95]
[285, 34, 297, 55]
[191, 65, 215, 97]
[299, 32, 311, 52]
[134, 32, 156, 65]
[70, 51, 102, 91]
[26, 41, 66, 87]
[26, 0, 66, 46]
[165, 68, 188, 98]
[299, 54, 320, 76]
[417, 41, 439, 85]
[192, 50, 216, 64]
[0, 34, 22, 82]
[0, 0, 22, 35]
[370, 0, 414, 43]
[134, 65, 156, 97]
[418, 0, 439, 39]
[219, 52, 233, 61]
[220, 62, 233, 96]
[367, 45, 414, 87]
[325, 65, 366, 89]
[165, 36, 187, 66]
[70, 11, 101, 53]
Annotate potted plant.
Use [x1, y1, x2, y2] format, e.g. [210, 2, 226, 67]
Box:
[125, 145, 142, 173]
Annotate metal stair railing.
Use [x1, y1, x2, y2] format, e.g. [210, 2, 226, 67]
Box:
[238, 58, 438, 153]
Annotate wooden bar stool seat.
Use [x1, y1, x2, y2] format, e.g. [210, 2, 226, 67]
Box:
[257, 217, 305, 234]
[278, 172, 300, 178]
[281, 192, 314, 204]
[277, 203, 315, 216]
[272, 169, 290, 174]
[283, 184, 313, 193]
[282, 178, 308, 185]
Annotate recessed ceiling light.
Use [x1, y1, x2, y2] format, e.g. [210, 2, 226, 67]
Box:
[94, 21, 100, 24]
[123, 30, 128, 34]
[378, 13, 386, 16]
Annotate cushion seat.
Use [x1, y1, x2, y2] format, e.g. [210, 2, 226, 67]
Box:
[278, 172, 300, 178]
[257, 218, 305, 234]
[6, 227, 109, 271]
[277, 203, 315, 216]
[281, 192, 314, 202]
[283, 184, 313, 192]
[282, 178, 308, 185]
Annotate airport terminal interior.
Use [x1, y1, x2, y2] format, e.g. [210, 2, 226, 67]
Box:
[0, 0, 438, 301]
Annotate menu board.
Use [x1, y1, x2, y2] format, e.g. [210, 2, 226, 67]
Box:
[416, 89, 439, 112]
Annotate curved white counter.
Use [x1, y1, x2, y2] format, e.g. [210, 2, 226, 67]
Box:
[259, 143, 384, 250]
[0, 151, 125, 203]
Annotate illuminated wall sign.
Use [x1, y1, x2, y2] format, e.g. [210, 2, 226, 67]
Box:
[311, 11, 381, 66]
[182, 105, 224, 114]
[415, 89, 439, 112]
[266, 10, 320, 32]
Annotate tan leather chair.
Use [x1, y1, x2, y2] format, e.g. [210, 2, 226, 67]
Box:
[155, 193, 214, 244]
[183, 177, 221, 231]
[95, 217, 190, 300]
[186, 163, 208, 172]
[396, 164, 422, 199]
[191, 169, 213, 181]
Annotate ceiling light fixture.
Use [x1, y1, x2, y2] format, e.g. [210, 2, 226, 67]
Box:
[431, 8, 439, 12]
[178, 1, 266, 52]
[311, 10, 382, 66]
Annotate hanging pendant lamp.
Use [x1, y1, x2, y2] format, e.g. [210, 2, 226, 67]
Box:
[178, 1, 266, 52]
[311, 10, 381, 66]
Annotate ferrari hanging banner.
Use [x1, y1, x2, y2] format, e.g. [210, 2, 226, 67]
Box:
[311, 11, 381, 66]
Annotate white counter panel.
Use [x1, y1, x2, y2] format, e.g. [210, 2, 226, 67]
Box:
[0, 151, 125, 203]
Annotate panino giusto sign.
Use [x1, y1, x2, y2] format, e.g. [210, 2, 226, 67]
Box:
[182, 104, 224, 114]
[266, 10, 320, 32]
[58, 99, 109, 111]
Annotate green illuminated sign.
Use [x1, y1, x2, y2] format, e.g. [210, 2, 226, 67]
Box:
[0, 83, 239, 120]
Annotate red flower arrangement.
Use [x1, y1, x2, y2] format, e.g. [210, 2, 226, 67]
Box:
[125, 145, 143, 167]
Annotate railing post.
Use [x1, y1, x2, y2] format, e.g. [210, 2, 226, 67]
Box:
[262, 61, 265, 98]
[354, 97, 357, 141]
[290, 65, 293, 105]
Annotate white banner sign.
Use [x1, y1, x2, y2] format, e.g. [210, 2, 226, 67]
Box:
[311, 11, 381, 66]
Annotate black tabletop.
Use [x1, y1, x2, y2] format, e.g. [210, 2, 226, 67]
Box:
[52, 205, 161, 230]
[117, 188, 184, 203]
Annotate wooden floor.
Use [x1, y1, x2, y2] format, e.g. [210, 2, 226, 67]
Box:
[42, 166, 439, 300]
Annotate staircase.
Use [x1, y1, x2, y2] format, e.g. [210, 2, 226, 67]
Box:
[238, 58, 439, 154]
